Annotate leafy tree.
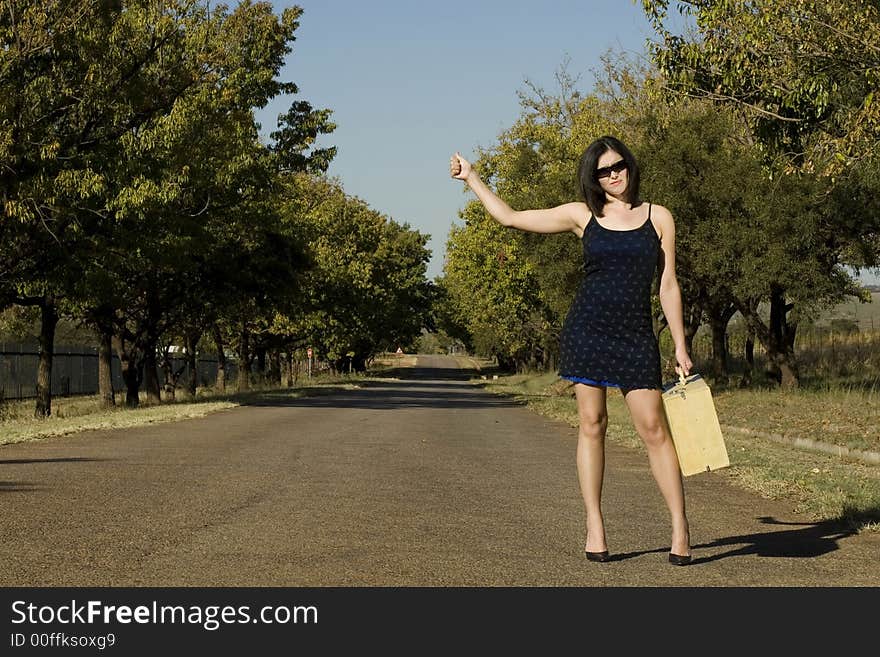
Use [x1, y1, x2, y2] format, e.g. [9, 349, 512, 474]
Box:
[1, 1, 334, 410]
[431, 276, 475, 355]
[640, 1, 880, 385]
[275, 173, 432, 373]
[637, 99, 865, 387]
[445, 53, 873, 388]
[1, 0, 216, 413]
[642, 0, 880, 173]
[443, 200, 549, 372]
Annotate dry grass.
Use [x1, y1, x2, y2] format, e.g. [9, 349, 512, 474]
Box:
[711, 386, 880, 453]
[0, 399, 239, 445]
[0, 373, 369, 446]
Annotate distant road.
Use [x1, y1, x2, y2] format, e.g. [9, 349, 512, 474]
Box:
[1, 354, 877, 585]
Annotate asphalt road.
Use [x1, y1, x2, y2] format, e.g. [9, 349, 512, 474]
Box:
[1, 354, 877, 586]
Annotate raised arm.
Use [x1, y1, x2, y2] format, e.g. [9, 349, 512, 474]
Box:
[450, 152, 582, 235]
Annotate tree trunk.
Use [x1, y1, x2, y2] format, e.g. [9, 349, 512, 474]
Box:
[161, 350, 176, 401]
[114, 335, 142, 408]
[735, 289, 800, 389]
[705, 301, 737, 385]
[255, 346, 267, 385]
[34, 295, 58, 418]
[85, 305, 116, 408]
[237, 324, 251, 392]
[768, 284, 800, 388]
[494, 350, 515, 373]
[185, 330, 201, 397]
[285, 351, 296, 387]
[267, 349, 282, 386]
[212, 324, 226, 392]
[683, 303, 701, 356]
[708, 319, 729, 385]
[97, 322, 115, 408]
[142, 284, 162, 403]
[740, 325, 755, 388]
[144, 343, 161, 403]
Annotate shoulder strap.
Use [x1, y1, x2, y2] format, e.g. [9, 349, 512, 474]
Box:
[648, 202, 652, 219]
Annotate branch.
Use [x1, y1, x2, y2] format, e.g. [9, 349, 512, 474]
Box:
[659, 83, 805, 122]
[811, 18, 880, 55]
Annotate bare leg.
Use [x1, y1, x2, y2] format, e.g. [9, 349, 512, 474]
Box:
[573, 383, 609, 553]
[621, 387, 690, 556]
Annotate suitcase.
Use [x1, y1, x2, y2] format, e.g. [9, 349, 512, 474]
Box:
[661, 371, 730, 476]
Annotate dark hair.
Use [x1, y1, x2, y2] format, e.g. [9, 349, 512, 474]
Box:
[577, 135, 641, 217]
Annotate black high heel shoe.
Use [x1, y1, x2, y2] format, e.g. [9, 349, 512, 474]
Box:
[668, 552, 692, 566]
[585, 550, 611, 562]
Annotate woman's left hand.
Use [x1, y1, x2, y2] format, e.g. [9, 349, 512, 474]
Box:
[674, 344, 693, 378]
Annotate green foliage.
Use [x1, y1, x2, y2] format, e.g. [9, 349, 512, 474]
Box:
[443, 200, 550, 370]
[633, 92, 866, 333]
[642, 0, 880, 174]
[0, 306, 40, 342]
[430, 277, 474, 353]
[278, 174, 433, 368]
[0, 1, 354, 406]
[493, 74, 616, 321]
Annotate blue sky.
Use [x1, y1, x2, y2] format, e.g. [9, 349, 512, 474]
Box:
[254, 0, 880, 287]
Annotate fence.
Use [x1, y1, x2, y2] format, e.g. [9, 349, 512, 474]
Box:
[0, 342, 238, 401]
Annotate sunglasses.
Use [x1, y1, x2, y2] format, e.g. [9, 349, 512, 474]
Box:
[595, 159, 628, 179]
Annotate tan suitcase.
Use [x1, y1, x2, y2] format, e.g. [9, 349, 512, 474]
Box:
[661, 372, 730, 476]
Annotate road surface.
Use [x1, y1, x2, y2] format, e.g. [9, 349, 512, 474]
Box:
[1, 354, 877, 586]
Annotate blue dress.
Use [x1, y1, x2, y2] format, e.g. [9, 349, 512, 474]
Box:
[558, 203, 663, 390]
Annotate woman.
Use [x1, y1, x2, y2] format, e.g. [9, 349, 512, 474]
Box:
[449, 136, 693, 565]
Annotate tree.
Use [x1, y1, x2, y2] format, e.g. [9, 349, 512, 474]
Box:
[642, 0, 880, 173]
[637, 101, 862, 388]
[443, 200, 549, 372]
[279, 174, 433, 373]
[641, 1, 880, 385]
[430, 277, 474, 355]
[1, 1, 334, 410]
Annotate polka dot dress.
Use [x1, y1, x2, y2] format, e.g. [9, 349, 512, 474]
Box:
[558, 203, 662, 390]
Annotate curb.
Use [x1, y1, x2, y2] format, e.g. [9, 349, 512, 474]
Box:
[721, 424, 880, 466]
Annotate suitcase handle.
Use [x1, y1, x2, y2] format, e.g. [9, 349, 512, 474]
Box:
[662, 370, 701, 394]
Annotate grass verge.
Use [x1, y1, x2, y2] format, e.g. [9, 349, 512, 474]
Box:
[711, 384, 879, 453]
[0, 373, 373, 446]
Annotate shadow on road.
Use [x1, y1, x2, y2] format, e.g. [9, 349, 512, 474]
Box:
[241, 357, 519, 410]
[687, 512, 879, 564]
[0, 457, 105, 494]
[0, 481, 45, 493]
[240, 378, 524, 411]
[0, 457, 107, 465]
[370, 366, 476, 381]
[584, 510, 880, 564]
